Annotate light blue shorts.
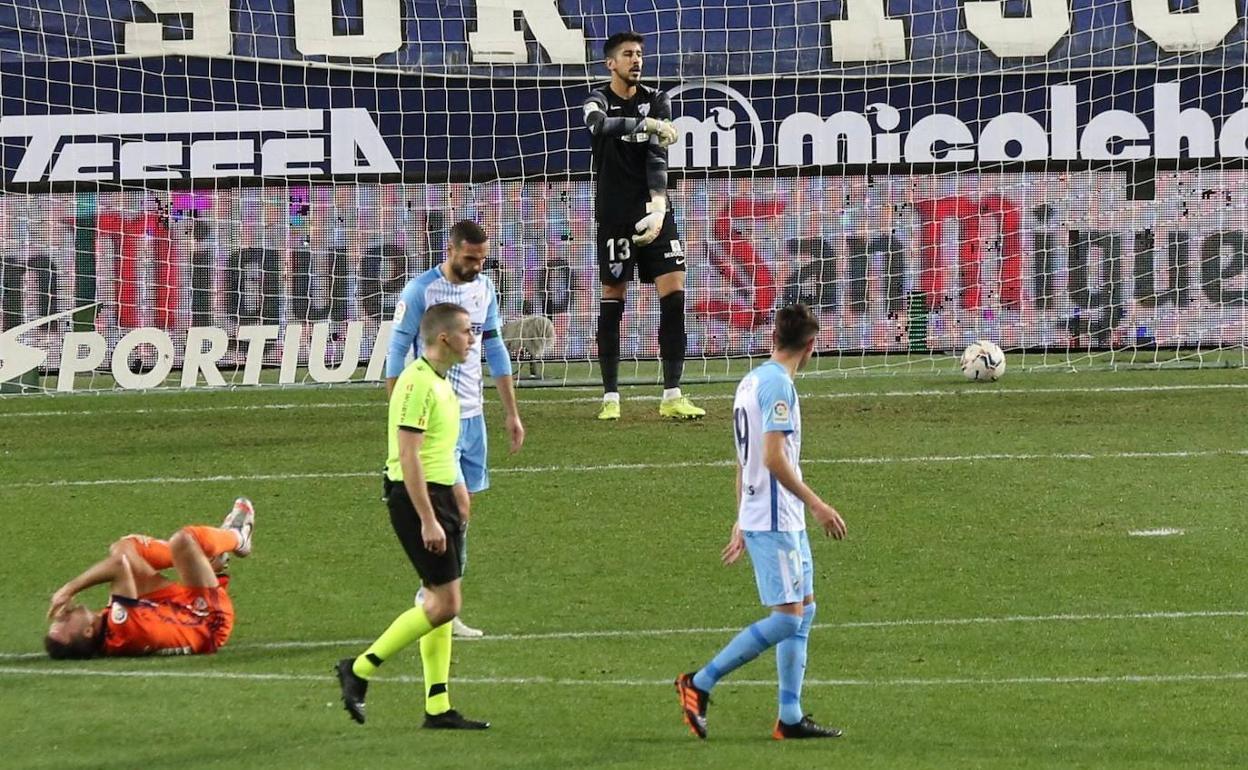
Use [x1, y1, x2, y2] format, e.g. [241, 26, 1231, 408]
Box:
[743, 529, 813, 607]
[454, 414, 489, 493]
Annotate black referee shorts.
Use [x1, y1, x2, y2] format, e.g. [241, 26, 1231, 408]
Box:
[383, 476, 464, 587]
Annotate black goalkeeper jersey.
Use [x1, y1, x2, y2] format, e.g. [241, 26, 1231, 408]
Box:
[582, 83, 673, 225]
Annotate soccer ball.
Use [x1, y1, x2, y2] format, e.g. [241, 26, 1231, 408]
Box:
[960, 340, 1006, 381]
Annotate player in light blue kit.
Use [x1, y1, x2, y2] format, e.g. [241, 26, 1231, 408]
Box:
[387, 219, 525, 638]
[675, 303, 847, 741]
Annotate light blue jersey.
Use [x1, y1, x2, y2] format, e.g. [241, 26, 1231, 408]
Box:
[732, 360, 804, 532]
[387, 266, 503, 419]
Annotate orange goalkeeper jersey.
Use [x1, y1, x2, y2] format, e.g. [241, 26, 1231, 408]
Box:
[100, 577, 235, 657]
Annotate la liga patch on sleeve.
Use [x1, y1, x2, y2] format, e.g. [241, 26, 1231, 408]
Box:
[771, 401, 790, 424]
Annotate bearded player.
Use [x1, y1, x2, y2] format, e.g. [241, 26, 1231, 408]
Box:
[44, 498, 255, 658]
[582, 30, 705, 421]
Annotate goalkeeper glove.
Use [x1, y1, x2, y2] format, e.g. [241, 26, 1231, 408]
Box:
[641, 117, 678, 147]
[633, 197, 667, 245]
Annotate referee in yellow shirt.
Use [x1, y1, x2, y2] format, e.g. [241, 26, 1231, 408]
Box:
[336, 302, 489, 730]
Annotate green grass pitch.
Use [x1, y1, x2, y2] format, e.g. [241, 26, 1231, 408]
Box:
[1, 365, 1246, 769]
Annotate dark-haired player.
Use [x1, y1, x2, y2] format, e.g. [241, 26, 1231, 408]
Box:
[582, 30, 704, 421]
[675, 304, 847, 740]
[44, 498, 255, 659]
[386, 219, 525, 638]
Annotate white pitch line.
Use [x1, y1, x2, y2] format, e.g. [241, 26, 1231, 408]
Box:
[2, 382, 1244, 419]
[3, 470, 377, 489]
[0, 401, 380, 419]
[555, 382, 1248, 404]
[5, 448, 1244, 489]
[239, 609, 1248, 649]
[489, 450, 1246, 477]
[3, 609, 1243, 660]
[1129, 528, 1187, 537]
[179, 608, 1248, 649]
[0, 665, 1245, 689]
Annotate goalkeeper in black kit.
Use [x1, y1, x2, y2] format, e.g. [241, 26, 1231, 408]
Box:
[581, 30, 705, 421]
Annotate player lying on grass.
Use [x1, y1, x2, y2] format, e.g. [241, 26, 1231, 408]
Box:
[44, 498, 255, 658]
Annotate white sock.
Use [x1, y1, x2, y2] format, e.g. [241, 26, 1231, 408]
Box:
[662, 387, 682, 401]
[603, 392, 620, 403]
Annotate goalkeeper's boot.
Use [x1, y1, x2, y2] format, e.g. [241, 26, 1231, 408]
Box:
[674, 673, 710, 739]
[597, 399, 621, 421]
[659, 395, 706, 420]
[221, 497, 255, 557]
[335, 658, 369, 725]
[423, 709, 490, 730]
[772, 715, 843, 740]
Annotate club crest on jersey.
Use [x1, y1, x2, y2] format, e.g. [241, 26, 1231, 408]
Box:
[638, 103, 651, 117]
[111, 604, 128, 624]
[771, 401, 790, 424]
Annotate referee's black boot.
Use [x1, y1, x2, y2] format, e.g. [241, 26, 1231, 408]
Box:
[772, 715, 843, 740]
[423, 709, 491, 730]
[335, 657, 369, 724]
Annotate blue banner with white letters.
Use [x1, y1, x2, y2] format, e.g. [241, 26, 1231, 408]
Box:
[1, 1, 1247, 185]
[2, 0, 1247, 75]
[3, 58, 1248, 185]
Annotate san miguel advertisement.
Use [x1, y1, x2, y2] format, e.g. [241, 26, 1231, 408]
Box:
[1, 0, 1246, 390]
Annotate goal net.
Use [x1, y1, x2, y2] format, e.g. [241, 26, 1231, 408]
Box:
[1, 1, 1245, 395]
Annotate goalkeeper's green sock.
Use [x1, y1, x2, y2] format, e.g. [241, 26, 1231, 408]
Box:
[353, 605, 436, 679]
[420, 621, 453, 715]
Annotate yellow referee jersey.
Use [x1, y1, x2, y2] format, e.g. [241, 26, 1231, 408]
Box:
[386, 357, 460, 485]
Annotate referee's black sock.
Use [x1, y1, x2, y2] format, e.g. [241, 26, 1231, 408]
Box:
[597, 298, 623, 394]
[659, 290, 687, 390]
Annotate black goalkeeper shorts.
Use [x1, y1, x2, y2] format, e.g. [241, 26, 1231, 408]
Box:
[596, 214, 685, 285]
